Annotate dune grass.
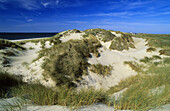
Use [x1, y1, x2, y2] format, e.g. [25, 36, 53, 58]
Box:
[146, 47, 156, 52]
[109, 34, 135, 51]
[1, 30, 170, 110]
[0, 71, 23, 98]
[112, 74, 170, 110]
[0, 71, 109, 108]
[136, 33, 170, 56]
[15, 34, 61, 46]
[108, 54, 170, 110]
[0, 39, 26, 50]
[124, 61, 143, 73]
[40, 35, 101, 87]
[90, 64, 113, 76]
[139, 55, 162, 64]
[84, 28, 116, 42]
[11, 84, 109, 108]
[107, 68, 170, 110]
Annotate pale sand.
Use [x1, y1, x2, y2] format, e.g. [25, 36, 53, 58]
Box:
[60, 33, 84, 42]
[4, 41, 56, 87]
[0, 32, 167, 110]
[11, 37, 50, 42]
[2, 32, 163, 89]
[79, 37, 164, 90]
[111, 31, 122, 37]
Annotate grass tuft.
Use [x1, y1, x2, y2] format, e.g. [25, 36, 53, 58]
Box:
[90, 64, 113, 76]
[146, 47, 156, 52]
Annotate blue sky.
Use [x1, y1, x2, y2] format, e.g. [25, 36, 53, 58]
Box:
[0, 0, 170, 33]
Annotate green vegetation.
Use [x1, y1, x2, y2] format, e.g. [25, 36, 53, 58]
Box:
[146, 47, 156, 52]
[22, 62, 29, 66]
[0, 71, 23, 98]
[29, 47, 34, 50]
[1, 30, 170, 110]
[159, 49, 170, 56]
[140, 55, 161, 64]
[109, 33, 135, 51]
[124, 61, 143, 73]
[61, 29, 81, 37]
[40, 35, 101, 87]
[1, 72, 109, 108]
[15, 34, 61, 46]
[0, 39, 26, 50]
[144, 57, 170, 75]
[12, 85, 108, 108]
[90, 64, 113, 76]
[1, 49, 17, 56]
[111, 73, 170, 110]
[84, 28, 116, 42]
[108, 58, 170, 110]
[136, 33, 170, 56]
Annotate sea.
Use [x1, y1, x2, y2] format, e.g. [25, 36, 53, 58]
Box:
[0, 32, 58, 40]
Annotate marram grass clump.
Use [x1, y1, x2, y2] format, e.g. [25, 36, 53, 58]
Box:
[12, 84, 109, 108]
[109, 34, 135, 51]
[84, 28, 116, 42]
[0, 71, 23, 98]
[90, 63, 113, 76]
[146, 47, 156, 52]
[0, 39, 26, 50]
[40, 35, 101, 87]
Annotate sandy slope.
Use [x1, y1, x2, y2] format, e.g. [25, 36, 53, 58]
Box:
[0, 32, 168, 111]
[3, 41, 56, 87]
[1, 32, 163, 89]
[79, 37, 164, 90]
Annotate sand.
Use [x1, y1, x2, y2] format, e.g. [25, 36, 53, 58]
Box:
[0, 31, 168, 111]
[79, 36, 164, 90]
[1, 32, 163, 89]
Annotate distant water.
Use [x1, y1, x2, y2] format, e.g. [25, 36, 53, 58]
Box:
[0, 33, 58, 40]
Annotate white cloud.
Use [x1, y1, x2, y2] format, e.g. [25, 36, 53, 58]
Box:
[41, 2, 51, 8]
[83, 11, 148, 17]
[27, 19, 33, 22]
[56, 0, 59, 5]
[67, 21, 87, 24]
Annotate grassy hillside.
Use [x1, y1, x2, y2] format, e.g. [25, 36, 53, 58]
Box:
[135, 33, 170, 56]
[107, 33, 170, 110]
